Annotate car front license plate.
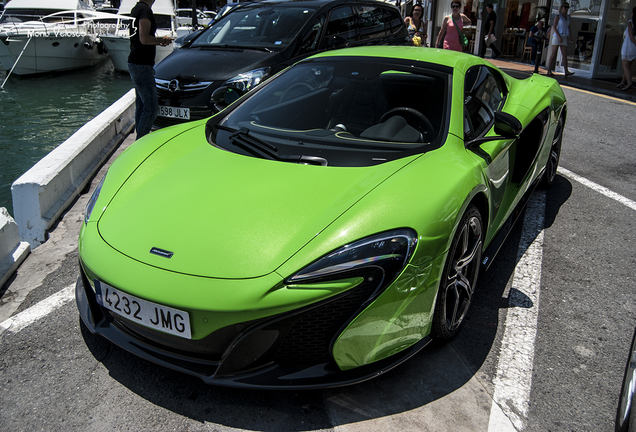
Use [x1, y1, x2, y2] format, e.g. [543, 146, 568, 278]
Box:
[158, 105, 190, 120]
[95, 281, 191, 339]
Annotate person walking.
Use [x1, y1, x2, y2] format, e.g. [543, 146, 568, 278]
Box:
[436, 1, 471, 52]
[527, 20, 546, 65]
[405, 3, 428, 46]
[617, 7, 636, 90]
[546, 2, 574, 77]
[480, 4, 501, 58]
[128, 0, 173, 139]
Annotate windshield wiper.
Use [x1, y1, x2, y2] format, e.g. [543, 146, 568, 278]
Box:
[213, 125, 327, 166]
[245, 46, 273, 53]
[227, 125, 279, 159]
[197, 44, 273, 52]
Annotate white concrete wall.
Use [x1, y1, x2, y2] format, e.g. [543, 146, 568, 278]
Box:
[0, 208, 30, 288]
[11, 89, 136, 249]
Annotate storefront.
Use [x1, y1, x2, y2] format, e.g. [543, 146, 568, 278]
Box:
[581, 0, 635, 79]
[429, 0, 635, 79]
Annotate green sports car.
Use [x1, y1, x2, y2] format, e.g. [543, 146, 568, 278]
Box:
[76, 46, 566, 388]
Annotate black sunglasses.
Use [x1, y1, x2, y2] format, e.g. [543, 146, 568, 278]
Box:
[451, 4, 461, 8]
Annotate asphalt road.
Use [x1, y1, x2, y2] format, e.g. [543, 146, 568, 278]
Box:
[1, 87, 635, 432]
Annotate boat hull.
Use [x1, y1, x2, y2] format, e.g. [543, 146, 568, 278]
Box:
[101, 31, 175, 72]
[0, 34, 109, 75]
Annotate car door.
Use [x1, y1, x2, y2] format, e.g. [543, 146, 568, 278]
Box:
[323, 5, 358, 48]
[286, 6, 357, 64]
[289, 14, 326, 60]
[463, 65, 517, 232]
[356, 5, 389, 44]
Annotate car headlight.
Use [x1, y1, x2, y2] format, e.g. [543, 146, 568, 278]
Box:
[287, 229, 418, 292]
[224, 67, 270, 93]
[84, 176, 105, 224]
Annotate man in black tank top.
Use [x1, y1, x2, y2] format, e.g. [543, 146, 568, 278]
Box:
[127, 0, 172, 139]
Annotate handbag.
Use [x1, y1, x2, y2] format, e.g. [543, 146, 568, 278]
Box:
[484, 33, 497, 46]
[452, 15, 468, 47]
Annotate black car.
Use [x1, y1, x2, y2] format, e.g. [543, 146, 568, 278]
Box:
[617, 328, 636, 432]
[153, 0, 410, 128]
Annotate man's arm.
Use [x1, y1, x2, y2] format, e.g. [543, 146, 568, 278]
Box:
[138, 17, 171, 46]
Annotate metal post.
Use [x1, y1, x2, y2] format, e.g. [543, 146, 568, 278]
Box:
[1, 36, 32, 90]
[191, 0, 198, 27]
[475, 0, 484, 56]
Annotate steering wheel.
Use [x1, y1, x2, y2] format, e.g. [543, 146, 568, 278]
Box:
[280, 82, 314, 102]
[380, 107, 435, 138]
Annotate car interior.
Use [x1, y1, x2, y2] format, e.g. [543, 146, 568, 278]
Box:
[243, 68, 447, 144]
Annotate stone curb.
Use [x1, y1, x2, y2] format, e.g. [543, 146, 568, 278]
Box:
[11, 89, 135, 248]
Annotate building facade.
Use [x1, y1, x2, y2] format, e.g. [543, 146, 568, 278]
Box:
[417, 0, 635, 79]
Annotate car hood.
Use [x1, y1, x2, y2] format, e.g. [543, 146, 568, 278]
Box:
[154, 46, 283, 81]
[97, 126, 413, 279]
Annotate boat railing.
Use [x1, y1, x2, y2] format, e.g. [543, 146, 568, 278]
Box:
[0, 10, 132, 37]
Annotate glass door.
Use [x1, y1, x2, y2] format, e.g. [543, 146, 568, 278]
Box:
[594, 0, 635, 78]
[552, 0, 601, 75]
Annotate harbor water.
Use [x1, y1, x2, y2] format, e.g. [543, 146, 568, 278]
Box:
[0, 60, 134, 217]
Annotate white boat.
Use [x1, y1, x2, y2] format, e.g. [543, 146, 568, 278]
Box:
[100, 0, 177, 73]
[0, 0, 117, 76]
[175, 8, 213, 27]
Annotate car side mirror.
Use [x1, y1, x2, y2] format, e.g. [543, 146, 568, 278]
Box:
[210, 86, 244, 112]
[466, 111, 522, 148]
[326, 35, 348, 50]
[493, 111, 523, 137]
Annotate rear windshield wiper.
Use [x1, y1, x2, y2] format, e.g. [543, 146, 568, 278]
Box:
[213, 125, 327, 166]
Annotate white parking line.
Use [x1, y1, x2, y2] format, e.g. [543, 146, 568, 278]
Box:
[558, 167, 636, 211]
[486, 167, 635, 430]
[0, 284, 74, 335]
[488, 191, 546, 431]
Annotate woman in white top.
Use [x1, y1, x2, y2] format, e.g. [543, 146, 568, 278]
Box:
[617, 7, 636, 90]
[547, 2, 574, 77]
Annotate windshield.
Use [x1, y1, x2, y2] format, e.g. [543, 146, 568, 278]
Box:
[209, 57, 450, 167]
[190, 5, 316, 50]
[0, 9, 66, 23]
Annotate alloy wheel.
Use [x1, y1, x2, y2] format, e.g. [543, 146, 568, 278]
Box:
[543, 116, 563, 187]
[433, 206, 483, 340]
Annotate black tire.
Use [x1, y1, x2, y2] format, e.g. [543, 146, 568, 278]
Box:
[432, 205, 483, 341]
[541, 115, 564, 188]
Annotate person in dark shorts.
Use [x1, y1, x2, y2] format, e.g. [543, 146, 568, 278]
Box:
[128, 0, 172, 139]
